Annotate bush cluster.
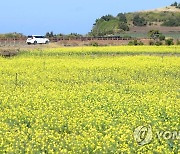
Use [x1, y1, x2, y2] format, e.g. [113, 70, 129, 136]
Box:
[128, 40, 144, 46]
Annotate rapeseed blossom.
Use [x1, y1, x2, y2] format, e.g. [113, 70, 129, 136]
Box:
[0, 46, 179, 153]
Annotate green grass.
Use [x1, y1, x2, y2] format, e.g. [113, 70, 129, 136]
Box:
[122, 32, 180, 39]
[126, 11, 180, 23]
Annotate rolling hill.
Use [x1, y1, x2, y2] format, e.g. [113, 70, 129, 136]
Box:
[90, 5, 180, 38]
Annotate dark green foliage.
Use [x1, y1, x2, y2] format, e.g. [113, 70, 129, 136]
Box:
[148, 30, 165, 41]
[139, 41, 144, 45]
[117, 13, 127, 23]
[117, 13, 129, 31]
[133, 15, 147, 26]
[101, 15, 115, 21]
[67, 33, 83, 38]
[149, 40, 155, 45]
[56, 33, 64, 38]
[162, 17, 180, 26]
[119, 22, 129, 31]
[45, 31, 54, 37]
[45, 32, 83, 40]
[148, 30, 164, 46]
[148, 30, 160, 39]
[165, 38, 174, 45]
[171, 2, 178, 6]
[155, 41, 163, 46]
[90, 42, 99, 46]
[149, 40, 163, 46]
[159, 35, 166, 41]
[171, 1, 180, 8]
[128, 40, 144, 46]
[128, 41, 135, 46]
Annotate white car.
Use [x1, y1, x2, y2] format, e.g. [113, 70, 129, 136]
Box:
[26, 35, 50, 45]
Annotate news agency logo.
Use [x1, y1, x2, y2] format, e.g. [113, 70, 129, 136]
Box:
[134, 125, 180, 146]
[134, 125, 153, 146]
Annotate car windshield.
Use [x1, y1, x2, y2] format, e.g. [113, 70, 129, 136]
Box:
[28, 35, 32, 38]
[34, 36, 44, 38]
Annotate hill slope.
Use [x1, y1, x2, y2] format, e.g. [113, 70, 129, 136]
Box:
[90, 6, 180, 37]
[140, 6, 180, 13]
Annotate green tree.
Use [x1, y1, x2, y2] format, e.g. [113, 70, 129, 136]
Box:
[165, 38, 174, 45]
[117, 13, 127, 23]
[148, 30, 165, 40]
[45, 31, 54, 37]
[101, 15, 115, 21]
[133, 15, 147, 26]
[159, 35, 166, 41]
[128, 40, 144, 46]
[171, 2, 178, 6]
[119, 22, 129, 31]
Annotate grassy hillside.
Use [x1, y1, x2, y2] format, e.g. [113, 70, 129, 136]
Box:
[91, 19, 120, 36]
[126, 11, 180, 23]
[91, 6, 180, 37]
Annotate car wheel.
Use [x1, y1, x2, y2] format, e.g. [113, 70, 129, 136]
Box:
[34, 41, 37, 45]
[45, 41, 49, 44]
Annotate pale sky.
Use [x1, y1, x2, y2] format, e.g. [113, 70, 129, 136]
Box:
[0, 0, 178, 35]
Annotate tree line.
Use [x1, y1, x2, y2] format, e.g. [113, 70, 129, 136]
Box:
[0, 33, 25, 39]
[171, 1, 180, 8]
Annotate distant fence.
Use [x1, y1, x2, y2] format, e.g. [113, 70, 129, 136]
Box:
[0, 36, 141, 46]
[49, 36, 138, 42]
[0, 38, 26, 46]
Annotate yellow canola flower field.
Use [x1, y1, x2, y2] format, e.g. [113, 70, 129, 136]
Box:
[24, 45, 180, 56]
[0, 46, 179, 153]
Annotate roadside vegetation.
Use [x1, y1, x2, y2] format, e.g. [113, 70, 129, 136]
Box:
[0, 33, 25, 39]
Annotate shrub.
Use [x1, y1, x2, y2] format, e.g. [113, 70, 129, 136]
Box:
[148, 30, 165, 40]
[149, 40, 155, 45]
[119, 23, 129, 31]
[90, 42, 99, 46]
[133, 40, 138, 45]
[162, 18, 180, 26]
[149, 40, 163, 46]
[117, 13, 127, 23]
[155, 41, 163, 46]
[159, 35, 166, 41]
[176, 39, 180, 45]
[133, 15, 147, 26]
[128, 41, 134, 46]
[101, 15, 115, 21]
[128, 40, 144, 46]
[139, 41, 144, 45]
[171, 2, 178, 6]
[149, 22, 153, 26]
[165, 39, 174, 46]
